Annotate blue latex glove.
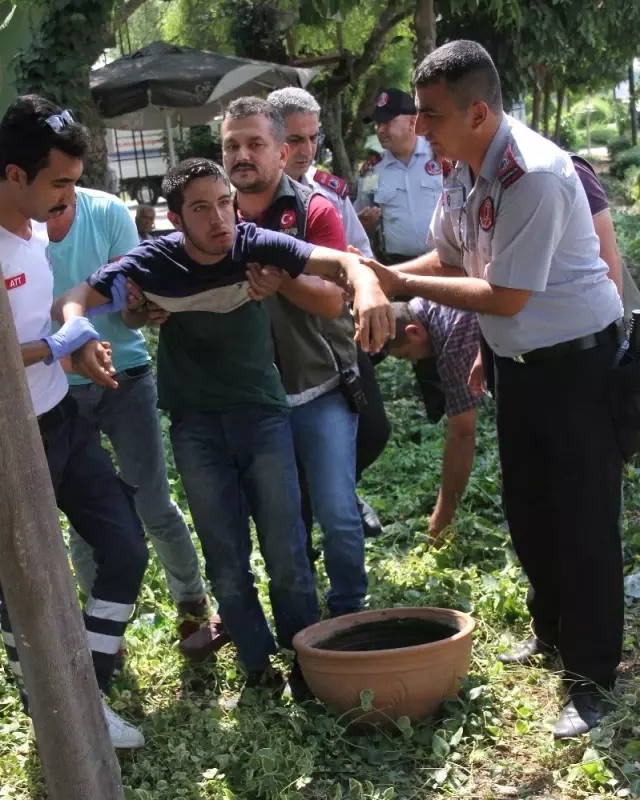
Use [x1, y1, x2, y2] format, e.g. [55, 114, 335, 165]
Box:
[44, 317, 100, 364]
[86, 274, 129, 317]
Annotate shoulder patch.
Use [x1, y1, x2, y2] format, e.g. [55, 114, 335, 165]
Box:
[425, 159, 442, 176]
[360, 153, 382, 178]
[313, 169, 349, 199]
[498, 143, 525, 189]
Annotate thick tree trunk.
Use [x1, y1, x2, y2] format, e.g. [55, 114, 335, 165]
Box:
[554, 84, 565, 144]
[542, 71, 552, 138]
[323, 93, 355, 185]
[345, 73, 383, 161]
[630, 63, 638, 147]
[413, 0, 437, 65]
[0, 273, 124, 799]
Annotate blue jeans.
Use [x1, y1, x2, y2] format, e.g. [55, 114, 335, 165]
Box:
[68, 367, 205, 605]
[290, 389, 367, 615]
[170, 405, 319, 671]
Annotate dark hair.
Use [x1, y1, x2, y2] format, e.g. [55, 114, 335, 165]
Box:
[0, 95, 88, 183]
[223, 96, 285, 144]
[161, 158, 230, 214]
[413, 40, 502, 114]
[389, 301, 420, 346]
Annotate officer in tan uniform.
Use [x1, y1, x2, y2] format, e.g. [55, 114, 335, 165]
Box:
[365, 40, 624, 739]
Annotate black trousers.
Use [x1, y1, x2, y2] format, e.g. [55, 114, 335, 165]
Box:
[301, 346, 391, 547]
[494, 338, 624, 688]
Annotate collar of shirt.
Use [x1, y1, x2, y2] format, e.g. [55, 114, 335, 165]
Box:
[478, 113, 511, 182]
[380, 135, 431, 169]
[235, 173, 296, 224]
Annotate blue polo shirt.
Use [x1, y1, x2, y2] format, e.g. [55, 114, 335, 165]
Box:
[50, 188, 150, 384]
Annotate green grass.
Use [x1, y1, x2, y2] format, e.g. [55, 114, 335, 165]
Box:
[1, 361, 640, 799]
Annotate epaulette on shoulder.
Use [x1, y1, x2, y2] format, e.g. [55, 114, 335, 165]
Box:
[359, 153, 382, 178]
[313, 169, 349, 199]
[497, 142, 525, 189]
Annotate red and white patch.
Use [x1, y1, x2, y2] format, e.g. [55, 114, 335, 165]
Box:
[377, 92, 389, 108]
[479, 197, 494, 231]
[497, 143, 525, 189]
[425, 159, 442, 176]
[280, 210, 296, 228]
[5, 273, 26, 291]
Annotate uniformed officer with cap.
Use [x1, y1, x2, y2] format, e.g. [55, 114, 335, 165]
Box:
[354, 87, 442, 264]
[365, 40, 624, 739]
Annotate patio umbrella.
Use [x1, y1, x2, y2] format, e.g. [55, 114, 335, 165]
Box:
[90, 41, 317, 164]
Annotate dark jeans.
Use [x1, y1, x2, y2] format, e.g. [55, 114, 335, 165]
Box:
[495, 338, 624, 688]
[170, 405, 318, 671]
[0, 395, 148, 696]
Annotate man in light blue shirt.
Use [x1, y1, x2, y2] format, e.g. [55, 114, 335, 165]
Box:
[48, 188, 216, 655]
[354, 88, 442, 262]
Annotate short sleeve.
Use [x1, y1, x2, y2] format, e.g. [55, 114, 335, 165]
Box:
[485, 171, 573, 292]
[572, 160, 609, 217]
[436, 310, 483, 417]
[105, 198, 140, 260]
[430, 195, 463, 267]
[344, 198, 373, 257]
[306, 195, 347, 250]
[233, 223, 314, 277]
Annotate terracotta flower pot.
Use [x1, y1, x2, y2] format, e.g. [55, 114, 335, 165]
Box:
[293, 606, 475, 725]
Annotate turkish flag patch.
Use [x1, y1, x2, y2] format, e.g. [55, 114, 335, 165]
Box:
[280, 211, 296, 228]
[425, 159, 442, 176]
[5, 273, 26, 290]
[377, 92, 389, 108]
[479, 197, 494, 231]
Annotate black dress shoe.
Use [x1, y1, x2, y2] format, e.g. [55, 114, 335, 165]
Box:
[286, 659, 314, 704]
[357, 496, 383, 538]
[553, 692, 610, 739]
[497, 635, 557, 664]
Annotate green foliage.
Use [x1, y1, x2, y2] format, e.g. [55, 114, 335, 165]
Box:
[611, 147, 640, 180]
[572, 96, 614, 128]
[557, 114, 579, 151]
[589, 123, 618, 146]
[609, 135, 633, 162]
[614, 211, 640, 268]
[173, 126, 222, 163]
[1, 354, 640, 797]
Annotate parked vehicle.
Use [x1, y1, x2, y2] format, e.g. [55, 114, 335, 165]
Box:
[106, 128, 166, 205]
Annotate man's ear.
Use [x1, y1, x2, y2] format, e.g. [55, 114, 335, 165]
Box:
[469, 101, 489, 130]
[167, 210, 182, 231]
[279, 141, 290, 169]
[405, 322, 427, 342]
[5, 164, 26, 188]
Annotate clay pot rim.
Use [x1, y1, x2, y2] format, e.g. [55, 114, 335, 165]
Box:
[293, 606, 475, 659]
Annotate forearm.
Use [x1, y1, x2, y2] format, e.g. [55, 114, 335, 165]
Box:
[392, 250, 463, 278]
[279, 274, 344, 319]
[21, 340, 53, 367]
[433, 433, 476, 525]
[54, 283, 109, 322]
[397, 273, 526, 316]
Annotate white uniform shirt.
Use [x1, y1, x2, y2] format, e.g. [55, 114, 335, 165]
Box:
[301, 167, 373, 257]
[430, 114, 623, 358]
[354, 136, 442, 257]
[2, 222, 68, 415]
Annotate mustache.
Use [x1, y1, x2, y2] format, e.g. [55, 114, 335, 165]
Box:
[232, 162, 257, 172]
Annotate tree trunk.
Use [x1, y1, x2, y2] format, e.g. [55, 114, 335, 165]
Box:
[542, 71, 552, 138]
[530, 66, 544, 132]
[0, 272, 124, 800]
[554, 84, 565, 144]
[630, 63, 638, 147]
[323, 92, 354, 185]
[345, 73, 383, 161]
[413, 0, 437, 65]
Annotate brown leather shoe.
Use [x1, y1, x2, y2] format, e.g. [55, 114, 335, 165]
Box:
[178, 613, 232, 662]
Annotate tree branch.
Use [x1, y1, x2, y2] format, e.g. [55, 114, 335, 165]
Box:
[112, 0, 148, 30]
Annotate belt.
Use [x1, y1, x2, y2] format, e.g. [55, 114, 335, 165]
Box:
[501, 320, 624, 365]
[37, 393, 77, 436]
[120, 364, 151, 378]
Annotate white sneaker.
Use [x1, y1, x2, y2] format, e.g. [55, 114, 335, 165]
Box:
[102, 700, 145, 749]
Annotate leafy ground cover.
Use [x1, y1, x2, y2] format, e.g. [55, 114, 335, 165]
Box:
[1, 355, 639, 800]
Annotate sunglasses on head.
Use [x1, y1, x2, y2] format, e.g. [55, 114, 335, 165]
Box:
[44, 109, 75, 133]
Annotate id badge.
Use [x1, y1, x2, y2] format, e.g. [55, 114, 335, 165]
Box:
[362, 174, 379, 193]
[443, 184, 466, 212]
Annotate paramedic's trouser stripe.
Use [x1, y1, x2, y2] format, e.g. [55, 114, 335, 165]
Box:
[0, 395, 148, 699]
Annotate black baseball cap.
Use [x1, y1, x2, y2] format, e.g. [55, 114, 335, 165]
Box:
[364, 88, 417, 123]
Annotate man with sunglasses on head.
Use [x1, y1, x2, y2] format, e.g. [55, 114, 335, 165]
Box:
[0, 95, 148, 749]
